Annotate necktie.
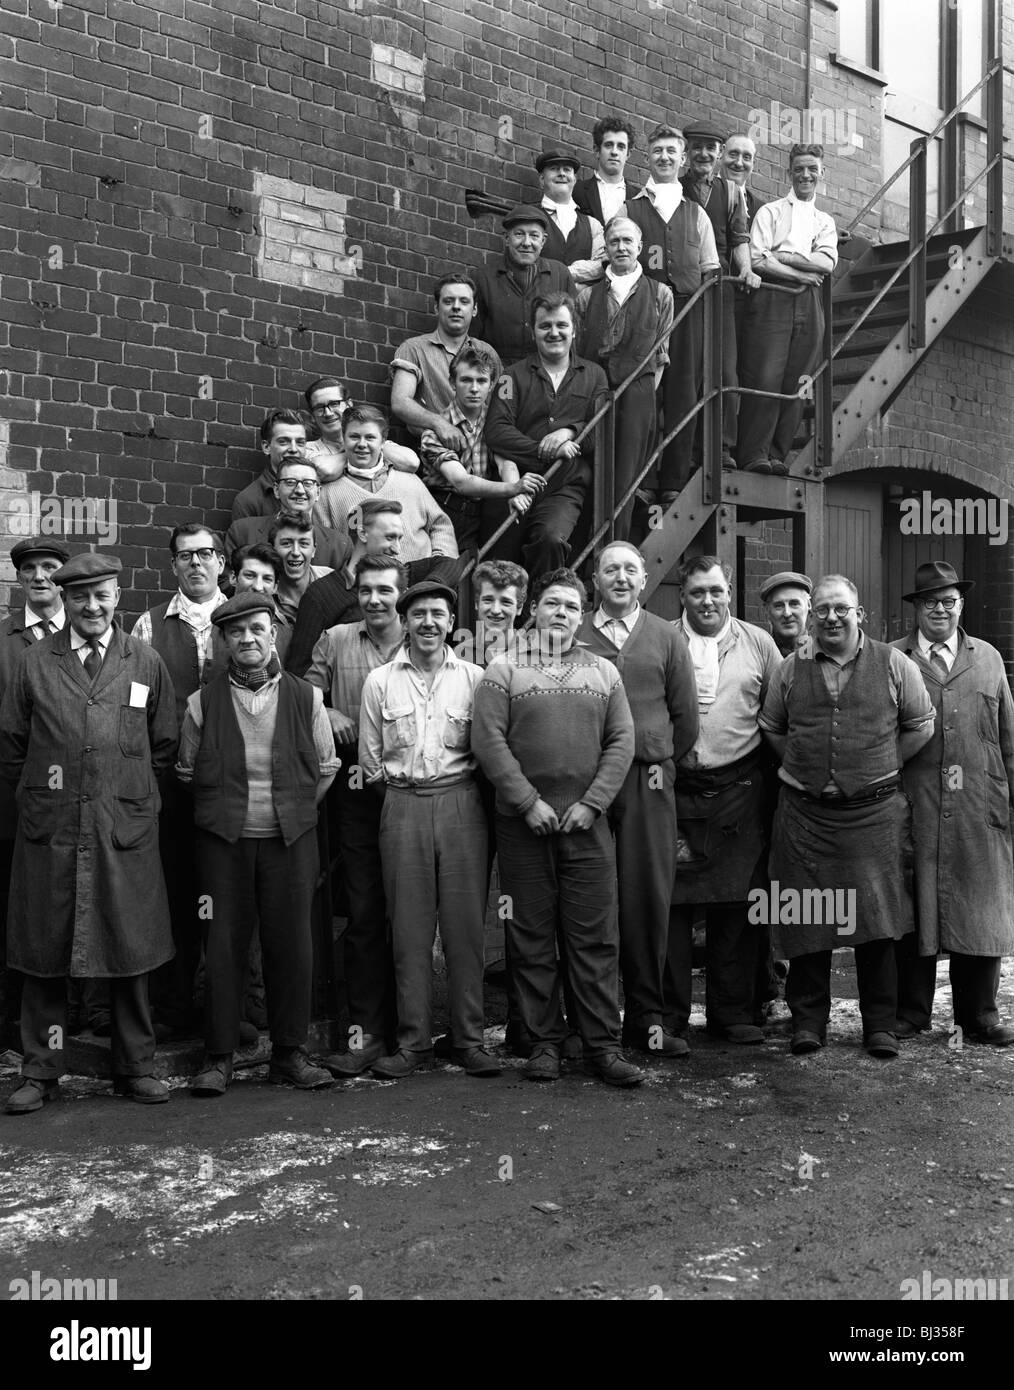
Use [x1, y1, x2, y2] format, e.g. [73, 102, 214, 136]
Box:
[929, 643, 949, 679]
[83, 637, 103, 683]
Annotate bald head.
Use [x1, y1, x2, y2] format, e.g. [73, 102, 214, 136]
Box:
[723, 134, 756, 186]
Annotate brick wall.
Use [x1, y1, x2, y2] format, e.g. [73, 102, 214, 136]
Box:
[0, 0, 1011, 624]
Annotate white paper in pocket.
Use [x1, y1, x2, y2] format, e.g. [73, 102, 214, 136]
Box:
[129, 682, 149, 709]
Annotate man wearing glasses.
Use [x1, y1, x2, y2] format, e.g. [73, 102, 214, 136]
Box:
[760, 575, 935, 1059]
[226, 455, 351, 572]
[133, 523, 231, 1039]
[303, 377, 419, 484]
[891, 562, 1014, 1048]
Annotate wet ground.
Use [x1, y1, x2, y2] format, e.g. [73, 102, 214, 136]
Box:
[0, 957, 1011, 1310]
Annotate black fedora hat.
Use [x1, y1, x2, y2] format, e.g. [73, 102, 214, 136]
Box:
[902, 560, 974, 603]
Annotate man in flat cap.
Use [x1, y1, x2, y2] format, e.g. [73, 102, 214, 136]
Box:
[536, 149, 606, 284]
[472, 204, 577, 365]
[681, 119, 760, 470]
[0, 553, 178, 1112]
[891, 561, 1014, 1047]
[175, 590, 340, 1096]
[0, 537, 70, 1049]
[359, 579, 498, 1079]
[761, 571, 812, 658]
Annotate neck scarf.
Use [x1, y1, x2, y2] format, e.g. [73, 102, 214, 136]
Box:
[228, 653, 281, 690]
[681, 611, 732, 707]
[346, 459, 387, 482]
[606, 262, 642, 304]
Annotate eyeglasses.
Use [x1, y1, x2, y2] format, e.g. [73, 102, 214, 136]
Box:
[919, 596, 959, 611]
[278, 478, 319, 491]
[311, 399, 350, 416]
[174, 548, 218, 565]
[813, 604, 857, 621]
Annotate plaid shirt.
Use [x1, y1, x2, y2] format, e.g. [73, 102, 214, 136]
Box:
[420, 401, 492, 492]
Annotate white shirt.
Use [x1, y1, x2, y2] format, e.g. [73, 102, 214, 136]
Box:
[750, 191, 838, 271]
[917, 629, 958, 671]
[540, 195, 606, 283]
[593, 603, 640, 650]
[69, 624, 113, 665]
[359, 645, 483, 786]
[594, 173, 627, 224]
[24, 605, 65, 639]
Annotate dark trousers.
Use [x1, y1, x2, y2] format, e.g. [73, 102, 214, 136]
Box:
[786, 939, 898, 1040]
[658, 293, 703, 494]
[496, 812, 621, 1056]
[692, 279, 739, 457]
[519, 471, 588, 598]
[380, 782, 488, 1053]
[150, 777, 202, 1031]
[611, 374, 658, 540]
[196, 828, 317, 1055]
[432, 490, 481, 559]
[737, 284, 823, 466]
[333, 777, 394, 1041]
[611, 758, 676, 1031]
[0, 836, 21, 1045]
[20, 973, 155, 1080]
[895, 933, 1001, 1033]
[665, 902, 760, 1033]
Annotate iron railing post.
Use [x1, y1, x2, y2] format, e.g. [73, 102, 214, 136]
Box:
[908, 138, 927, 351]
[986, 3, 1002, 257]
[701, 275, 722, 505]
[816, 274, 834, 476]
[593, 390, 615, 549]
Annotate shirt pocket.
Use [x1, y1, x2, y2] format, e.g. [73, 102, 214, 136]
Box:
[381, 702, 416, 751]
[118, 706, 147, 759]
[442, 707, 472, 752]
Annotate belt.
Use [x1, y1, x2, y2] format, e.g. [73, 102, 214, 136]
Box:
[786, 775, 902, 808]
[431, 489, 481, 517]
[385, 774, 475, 797]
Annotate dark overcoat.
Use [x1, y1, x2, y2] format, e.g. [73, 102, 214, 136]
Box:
[0, 609, 42, 840]
[891, 629, 1014, 957]
[0, 624, 178, 977]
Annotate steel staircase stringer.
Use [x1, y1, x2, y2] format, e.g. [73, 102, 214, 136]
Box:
[639, 470, 719, 599]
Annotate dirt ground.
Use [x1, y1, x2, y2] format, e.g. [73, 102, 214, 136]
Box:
[0, 955, 1011, 1318]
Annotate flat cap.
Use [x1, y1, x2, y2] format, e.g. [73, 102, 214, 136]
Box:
[502, 202, 550, 231]
[760, 571, 812, 602]
[10, 536, 71, 568]
[396, 580, 457, 616]
[211, 590, 277, 627]
[52, 552, 121, 588]
[682, 118, 729, 145]
[535, 148, 581, 174]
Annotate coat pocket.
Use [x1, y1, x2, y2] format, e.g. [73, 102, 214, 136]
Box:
[17, 787, 54, 845]
[442, 707, 472, 752]
[381, 702, 416, 751]
[111, 796, 157, 850]
[118, 706, 147, 759]
[978, 692, 1001, 745]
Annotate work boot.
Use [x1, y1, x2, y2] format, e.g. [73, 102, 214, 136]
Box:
[268, 1047, 333, 1089]
[5, 1077, 59, 1115]
[191, 1054, 234, 1097]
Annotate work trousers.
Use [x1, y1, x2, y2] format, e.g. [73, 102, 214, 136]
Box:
[20, 973, 155, 1080]
[664, 902, 761, 1034]
[332, 776, 395, 1041]
[196, 828, 317, 1055]
[786, 939, 898, 1040]
[692, 279, 739, 458]
[611, 374, 658, 540]
[519, 472, 588, 598]
[658, 293, 703, 494]
[0, 837, 20, 1045]
[610, 758, 677, 1031]
[496, 812, 621, 1056]
[895, 933, 1001, 1033]
[149, 776, 202, 1032]
[380, 781, 488, 1054]
[737, 283, 823, 467]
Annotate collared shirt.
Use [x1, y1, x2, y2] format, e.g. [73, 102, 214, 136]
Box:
[917, 628, 958, 672]
[750, 191, 838, 273]
[539, 196, 606, 283]
[759, 631, 936, 793]
[390, 332, 503, 425]
[274, 566, 333, 629]
[24, 605, 65, 639]
[132, 589, 227, 676]
[676, 617, 783, 770]
[593, 603, 640, 651]
[472, 256, 577, 365]
[69, 624, 114, 665]
[304, 620, 402, 732]
[420, 401, 492, 489]
[483, 354, 609, 470]
[592, 172, 628, 224]
[359, 644, 483, 786]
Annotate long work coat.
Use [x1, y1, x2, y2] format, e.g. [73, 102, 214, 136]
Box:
[891, 628, 1014, 958]
[0, 624, 178, 978]
[0, 609, 42, 840]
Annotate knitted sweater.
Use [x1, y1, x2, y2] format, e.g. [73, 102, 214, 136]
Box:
[313, 469, 458, 560]
[472, 643, 634, 817]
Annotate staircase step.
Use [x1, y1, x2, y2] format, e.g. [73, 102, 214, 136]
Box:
[833, 333, 896, 360]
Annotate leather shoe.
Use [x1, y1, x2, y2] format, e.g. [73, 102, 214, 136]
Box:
[5, 1077, 59, 1114]
[587, 1053, 645, 1087]
[866, 1031, 899, 1059]
[370, 1049, 434, 1080]
[622, 1026, 689, 1058]
[894, 1018, 926, 1039]
[268, 1048, 333, 1089]
[323, 1033, 387, 1077]
[742, 458, 773, 474]
[524, 1044, 560, 1082]
[709, 1024, 765, 1044]
[769, 460, 790, 476]
[964, 1023, 1014, 1048]
[113, 1075, 169, 1104]
[191, 1055, 233, 1097]
[452, 1047, 502, 1077]
[791, 1030, 823, 1056]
